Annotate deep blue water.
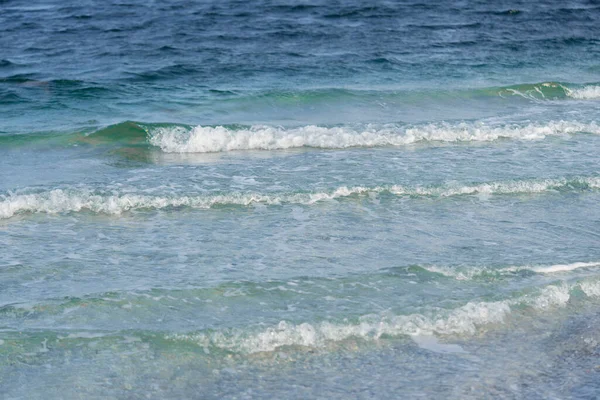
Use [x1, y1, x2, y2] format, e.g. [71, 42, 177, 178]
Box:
[2, 1, 600, 398]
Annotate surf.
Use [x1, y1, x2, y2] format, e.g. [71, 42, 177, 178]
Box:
[2, 176, 599, 219]
[147, 120, 600, 153]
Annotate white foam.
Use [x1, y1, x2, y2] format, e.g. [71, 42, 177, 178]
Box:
[579, 281, 600, 297]
[401, 176, 600, 197]
[529, 261, 600, 274]
[0, 189, 287, 219]
[148, 121, 600, 153]
[167, 300, 511, 353]
[421, 265, 488, 281]
[423, 261, 600, 280]
[527, 284, 571, 309]
[62, 332, 108, 340]
[565, 86, 600, 100]
[2, 177, 599, 219]
[502, 83, 600, 101]
[167, 280, 600, 354]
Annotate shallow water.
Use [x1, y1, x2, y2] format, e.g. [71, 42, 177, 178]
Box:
[2, 0, 600, 398]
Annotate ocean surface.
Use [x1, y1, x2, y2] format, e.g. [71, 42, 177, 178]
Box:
[1, 0, 600, 398]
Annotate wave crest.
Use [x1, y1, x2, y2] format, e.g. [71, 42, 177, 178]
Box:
[498, 82, 600, 101]
[167, 280, 600, 354]
[167, 301, 512, 353]
[423, 261, 600, 280]
[2, 177, 599, 219]
[148, 121, 600, 153]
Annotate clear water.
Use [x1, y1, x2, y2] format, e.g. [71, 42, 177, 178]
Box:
[2, 0, 600, 398]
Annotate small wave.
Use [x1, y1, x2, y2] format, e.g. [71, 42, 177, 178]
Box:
[166, 280, 600, 354]
[2, 177, 598, 219]
[0, 59, 20, 68]
[498, 82, 600, 101]
[0, 91, 24, 104]
[81, 121, 149, 145]
[0, 73, 39, 84]
[167, 302, 511, 353]
[423, 261, 600, 280]
[499, 82, 567, 100]
[125, 64, 199, 81]
[220, 82, 600, 105]
[148, 120, 600, 153]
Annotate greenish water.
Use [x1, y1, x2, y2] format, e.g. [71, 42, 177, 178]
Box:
[2, 0, 600, 398]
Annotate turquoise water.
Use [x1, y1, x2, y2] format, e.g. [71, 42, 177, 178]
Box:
[2, 0, 600, 398]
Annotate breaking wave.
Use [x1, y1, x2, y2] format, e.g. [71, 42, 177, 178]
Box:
[166, 279, 600, 354]
[499, 82, 600, 101]
[423, 261, 600, 280]
[148, 120, 600, 153]
[564, 85, 600, 100]
[2, 176, 599, 219]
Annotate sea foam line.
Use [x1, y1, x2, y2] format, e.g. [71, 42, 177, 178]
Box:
[148, 120, 600, 153]
[166, 279, 600, 354]
[2, 176, 599, 219]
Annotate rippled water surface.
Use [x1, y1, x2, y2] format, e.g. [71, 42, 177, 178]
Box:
[2, 0, 600, 398]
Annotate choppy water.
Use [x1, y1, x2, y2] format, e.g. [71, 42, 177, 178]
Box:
[2, 0, 600, 398]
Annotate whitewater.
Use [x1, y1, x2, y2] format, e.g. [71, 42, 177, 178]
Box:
[148, 120, 600, 153]
[2, 176, 599, 219]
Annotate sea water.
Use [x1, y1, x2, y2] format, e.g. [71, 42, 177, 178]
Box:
[1, 0, 600, 398]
